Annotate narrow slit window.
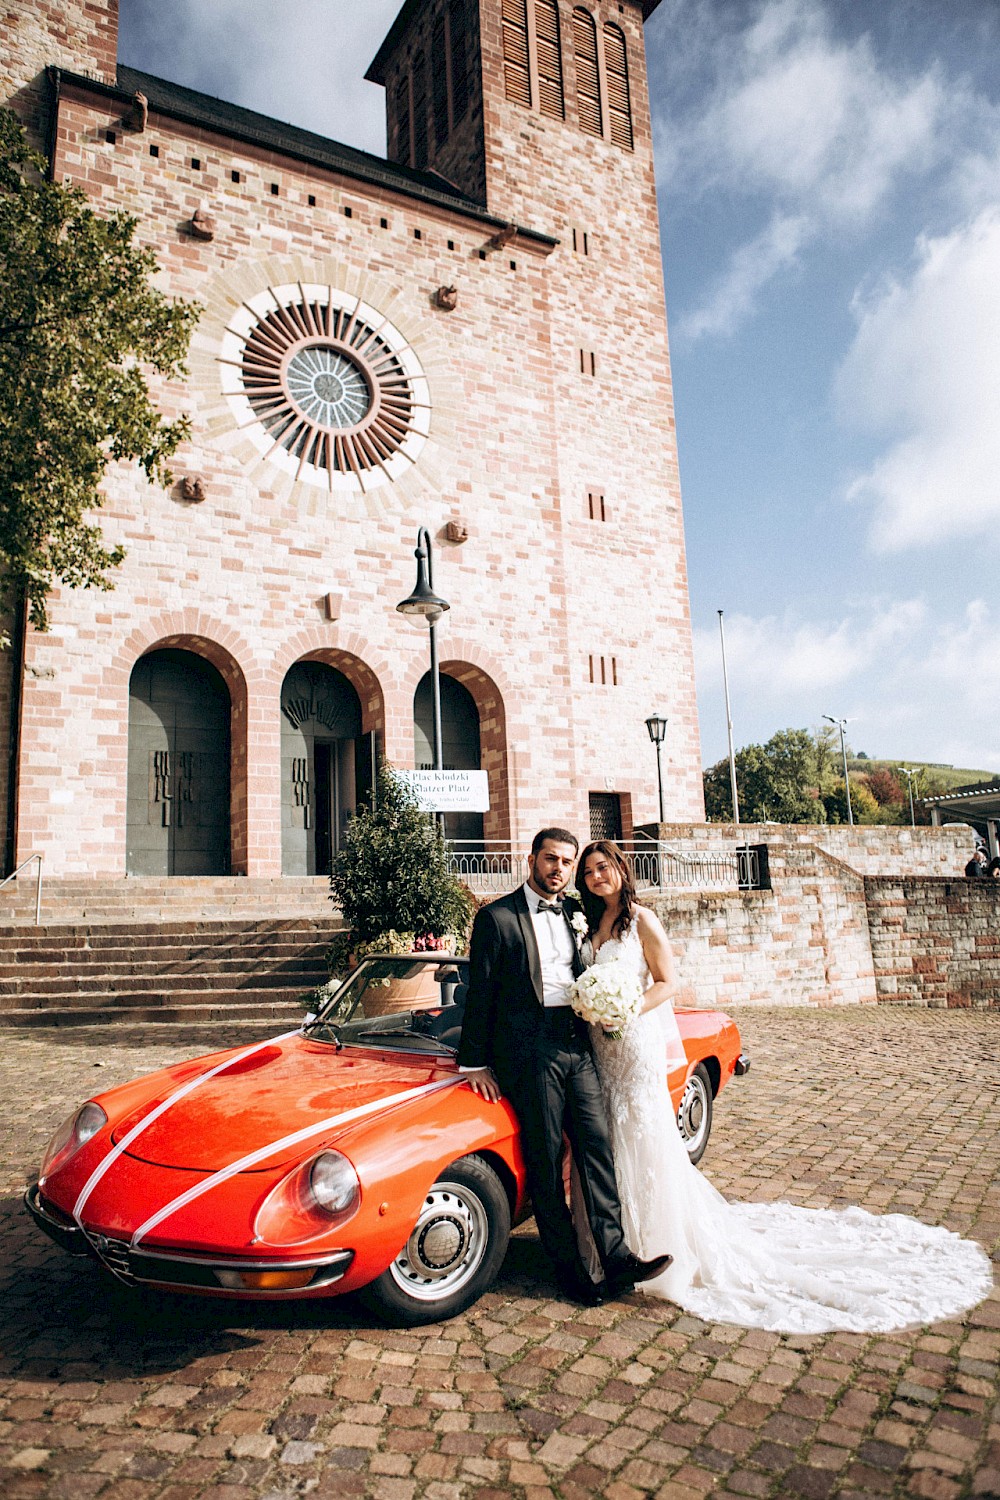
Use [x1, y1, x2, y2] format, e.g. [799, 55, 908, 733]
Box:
[588, 654, 595, 683]
[432, 15, 450, 147]
[535, 0, 565, 120]
[502, 0, 531, 108]
[611, 656, 618, 685]
[412, 51, 429, 168]
[604, 23, 634, 149]
[573, 9, 603, 137]
[395, 75, 412, 166]
[450, 0, 469, 124]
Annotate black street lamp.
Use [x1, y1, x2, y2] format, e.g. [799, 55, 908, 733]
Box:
[645, 715, 668, 824]
[823, 714, 853, 825]
[396, 527, 450, 776]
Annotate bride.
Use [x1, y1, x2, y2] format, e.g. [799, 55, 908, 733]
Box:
[574, 839, 993, 1334]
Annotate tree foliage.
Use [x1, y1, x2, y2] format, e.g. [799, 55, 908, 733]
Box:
[0, 110, 199, 633]
[823, 777, 881, 825]
[330, 764, 475, 945]
[704, 728, 826, 824]
[862, 768, 905, 807]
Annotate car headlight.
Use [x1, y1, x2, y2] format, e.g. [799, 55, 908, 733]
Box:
[39, 1102, 108, 1183]
[309, 1152, 360, 1215]
[254, 1149, 361, 1245]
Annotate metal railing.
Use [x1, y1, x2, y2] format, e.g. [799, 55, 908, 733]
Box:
[0, 852, 43, 924]
[446, 840, 765, 895]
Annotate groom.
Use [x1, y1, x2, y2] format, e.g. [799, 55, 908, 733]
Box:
[458, 827, 671, 1303]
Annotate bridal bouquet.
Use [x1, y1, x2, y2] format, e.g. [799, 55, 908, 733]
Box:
[568, 958, 644, 1039]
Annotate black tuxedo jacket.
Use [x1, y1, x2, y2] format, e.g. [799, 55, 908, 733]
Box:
[457, 886, 586, 1082]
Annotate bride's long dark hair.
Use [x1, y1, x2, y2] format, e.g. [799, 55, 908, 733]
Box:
[576, 840, 637, 941]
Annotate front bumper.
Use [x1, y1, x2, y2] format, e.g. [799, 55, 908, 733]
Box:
[734, 1053, 751, 1076]
[25, 1183, 354, 1295]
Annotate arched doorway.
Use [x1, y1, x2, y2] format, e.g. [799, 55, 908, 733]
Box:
[126, 649, 231, 875]
[414, 672, 484, 846]
[281, 662, 364, 875]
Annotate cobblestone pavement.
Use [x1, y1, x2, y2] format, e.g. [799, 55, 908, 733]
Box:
[1, 1007, 998, 1500]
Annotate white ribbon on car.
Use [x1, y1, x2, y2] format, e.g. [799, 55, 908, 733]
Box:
[72, 1031, 300, 1228]
[129, 1075, 460, 1248]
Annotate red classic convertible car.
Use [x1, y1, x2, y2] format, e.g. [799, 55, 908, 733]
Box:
[26, 955, 748, 1325]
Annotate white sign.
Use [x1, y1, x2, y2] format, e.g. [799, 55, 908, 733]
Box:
[397, 769, 491, 813]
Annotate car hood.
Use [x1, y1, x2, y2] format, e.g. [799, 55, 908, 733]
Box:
[112, 1036, 455, 1171]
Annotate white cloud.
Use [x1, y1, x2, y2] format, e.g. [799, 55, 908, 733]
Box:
[118, 1, 399, 154]
[836, 207, 1000, 550]
[656, 0, 947, 339]
[694, 599, 926, 698]
[678, 211, 809, 340]
[694, 598, 1000, 770]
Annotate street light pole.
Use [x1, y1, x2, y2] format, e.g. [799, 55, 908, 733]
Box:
[898, 767, 918, 828]
[645, 715, 668, 824]
[823, 715, 853, 825]
[396, 528, 450, 825]
[717, 610, 740, 824]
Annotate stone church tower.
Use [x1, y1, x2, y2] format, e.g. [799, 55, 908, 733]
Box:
[1, 0, 703, 882]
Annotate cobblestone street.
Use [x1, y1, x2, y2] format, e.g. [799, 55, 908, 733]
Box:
[1, 1007, 998, 1500]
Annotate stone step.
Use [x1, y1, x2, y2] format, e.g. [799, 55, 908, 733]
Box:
[0, 876, 337, 927]
[0, 984, 320, 1016]
[0, 917, 342, 945]
[0, 963, 328, 998]
[0, 998, 311, 1028]
[0, 948, 330, 979]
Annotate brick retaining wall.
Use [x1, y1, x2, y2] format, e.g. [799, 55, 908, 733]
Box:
[865, 877, 1000, 1008]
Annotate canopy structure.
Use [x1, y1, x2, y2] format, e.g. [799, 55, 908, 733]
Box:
[921, 781, 1000, 855]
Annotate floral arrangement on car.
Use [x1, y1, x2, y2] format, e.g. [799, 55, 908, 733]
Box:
[568, 956, 644, 1039]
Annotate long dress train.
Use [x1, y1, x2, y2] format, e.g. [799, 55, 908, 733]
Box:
[584, 926, 992, 1334]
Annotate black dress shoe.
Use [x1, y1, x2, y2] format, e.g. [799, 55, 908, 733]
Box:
[605, 1251, 673, 1296]
[555, 1270, 608, 1307]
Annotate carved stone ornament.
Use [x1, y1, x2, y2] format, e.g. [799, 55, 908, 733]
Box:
[445, 519, 469, 544]
[488, 223, 517, 251]
[179, 475, 206, 503]
[124, 91, 148, 133]
[190, 207, 215, 241]
[435, 284, 458, 311]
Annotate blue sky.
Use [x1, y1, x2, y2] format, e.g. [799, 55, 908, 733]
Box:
[118, 0, 1000, 773]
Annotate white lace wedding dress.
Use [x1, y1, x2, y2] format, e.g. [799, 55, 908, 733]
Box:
[584, 925, 993, 1334]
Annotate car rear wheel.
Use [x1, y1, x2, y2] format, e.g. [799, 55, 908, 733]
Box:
[362, 1154, 511, 1327]
[677, 1063, 713, 1164]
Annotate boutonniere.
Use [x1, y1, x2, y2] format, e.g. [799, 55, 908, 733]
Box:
[570, 911, 589, 945]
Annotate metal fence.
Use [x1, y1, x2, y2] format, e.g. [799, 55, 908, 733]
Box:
[446, 841, 765, 896]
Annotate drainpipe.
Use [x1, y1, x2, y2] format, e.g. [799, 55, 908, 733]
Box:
[4, 586, 27, 877]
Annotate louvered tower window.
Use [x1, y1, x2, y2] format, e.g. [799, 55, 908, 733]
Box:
[412, 51, 429, 167]
[432, 16, 449, 146]
[395, 75, 412, 165]
[503, 0, 531, 107]
[573, 9, 602, 137]
[535, 0, 565, 119]
[604, 22, 633, 149]
[450, 0, 469, 124]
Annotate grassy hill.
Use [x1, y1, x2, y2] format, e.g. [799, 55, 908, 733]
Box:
[849, 758, 999, 790]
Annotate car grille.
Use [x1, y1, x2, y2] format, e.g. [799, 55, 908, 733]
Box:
[86, 1234, 135, 1283]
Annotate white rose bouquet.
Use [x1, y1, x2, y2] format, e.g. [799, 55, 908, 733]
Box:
[568, 956, 644, 1039]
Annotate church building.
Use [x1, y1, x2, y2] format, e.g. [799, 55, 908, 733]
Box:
[1, 0, 704, 882]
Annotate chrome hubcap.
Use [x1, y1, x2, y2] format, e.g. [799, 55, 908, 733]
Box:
[678, 1076, 707, 1146]
[389, 1183, 488, 1302]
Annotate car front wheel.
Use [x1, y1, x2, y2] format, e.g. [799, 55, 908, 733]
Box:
[362, 1154, 511, 1326]
[677, 1062, 713, 1164]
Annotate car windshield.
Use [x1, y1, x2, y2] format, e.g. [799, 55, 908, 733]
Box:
[307, 958, 468, 1053]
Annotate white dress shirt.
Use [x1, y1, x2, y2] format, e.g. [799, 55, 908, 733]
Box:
[522, 882, 576, 1007]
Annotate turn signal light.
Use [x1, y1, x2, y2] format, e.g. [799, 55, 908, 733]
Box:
[214, 1267, 316, 1291]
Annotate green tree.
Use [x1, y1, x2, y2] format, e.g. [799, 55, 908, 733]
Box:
[704, 728, 826, 823]
[0, 110, 199, 636]
[330, 764, 475, 946]
[823, 777, 881, 824]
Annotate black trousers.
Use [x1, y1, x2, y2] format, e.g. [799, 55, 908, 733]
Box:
[502, 1008, 627, 1278]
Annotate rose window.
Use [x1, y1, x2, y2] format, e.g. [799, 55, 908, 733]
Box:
[219, 284, 430, 491]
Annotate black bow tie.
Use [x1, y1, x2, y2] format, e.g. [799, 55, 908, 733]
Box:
[537, 901, 564, 914]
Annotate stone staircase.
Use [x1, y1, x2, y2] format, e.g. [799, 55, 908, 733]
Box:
[0, 878, 345, 1027]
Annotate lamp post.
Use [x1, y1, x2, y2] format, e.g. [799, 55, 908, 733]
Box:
[717, 610, 740, 824]
[645, 715, 668, 825]
[396, 527, 450, 786]
[898, 766, 918, 828]
[823, 715, 853, 825]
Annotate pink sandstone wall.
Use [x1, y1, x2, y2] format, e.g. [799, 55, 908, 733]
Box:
[865, 878, 1000, 1009]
